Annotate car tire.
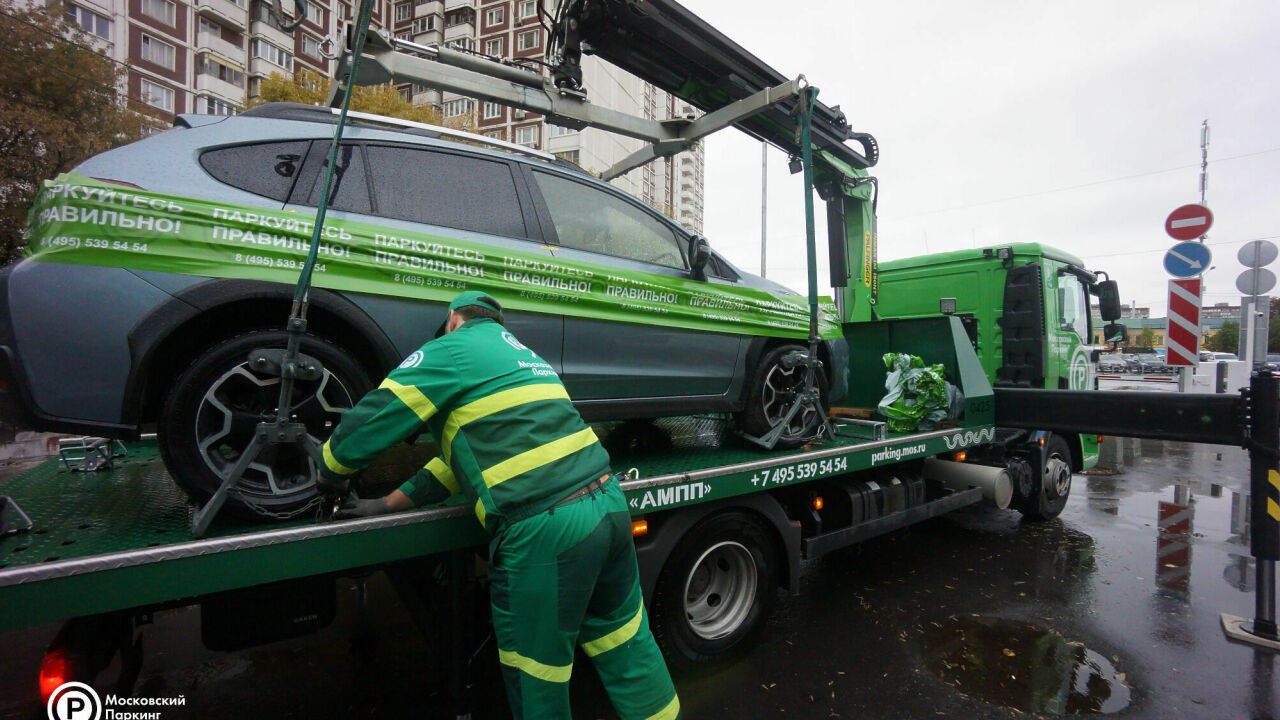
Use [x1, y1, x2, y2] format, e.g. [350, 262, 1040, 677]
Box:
[158, 330, 373, 520]
[1016, 435, 1073, 521]
[650, 512, 780, 674]
[735, 344, 829, 449]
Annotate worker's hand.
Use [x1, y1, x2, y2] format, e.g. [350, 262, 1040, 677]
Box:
[315, 472, 350, 499]
[334, 493, 392, 519]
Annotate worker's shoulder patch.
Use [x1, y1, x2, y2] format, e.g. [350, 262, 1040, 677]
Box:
[398, 350, 425, 369]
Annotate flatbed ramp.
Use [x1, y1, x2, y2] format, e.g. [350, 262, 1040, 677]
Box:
[0, 417, 993, 632]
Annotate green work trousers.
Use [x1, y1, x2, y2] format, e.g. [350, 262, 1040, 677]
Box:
[488, 479, 680, 720]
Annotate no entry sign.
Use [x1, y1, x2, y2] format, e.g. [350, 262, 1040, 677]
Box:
[1165, 204, 1213, 241]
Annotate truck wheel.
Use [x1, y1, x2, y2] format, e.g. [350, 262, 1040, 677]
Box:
[1018, 435, 1073, 521]
[735, 344, 829, 449]
[651, 512, 780, 673]
[158, 330, 372, 520]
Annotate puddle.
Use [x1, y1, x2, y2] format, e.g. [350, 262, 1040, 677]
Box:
[922, 617, 1131, 714]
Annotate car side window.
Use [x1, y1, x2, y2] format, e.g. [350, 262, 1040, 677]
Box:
[364, 145, 527, 238]
[199, 141, 310, 202]
[298, 143, 373, 214]
[532, 171, 685, 269]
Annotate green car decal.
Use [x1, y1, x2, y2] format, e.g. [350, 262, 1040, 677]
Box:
[26, 174, 841, 340]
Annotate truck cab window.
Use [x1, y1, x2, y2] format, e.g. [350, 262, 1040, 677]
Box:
[1058, 273, 1088, 340]
[533, 171, 686, 269]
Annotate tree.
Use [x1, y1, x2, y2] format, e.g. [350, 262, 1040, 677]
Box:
[246, 69, 452, 127]
[1135, 327, 1155, 348]
[1269, 298, 1280, 353]
[0, 0, 161, 262]
[1207, 320, 1240, 353]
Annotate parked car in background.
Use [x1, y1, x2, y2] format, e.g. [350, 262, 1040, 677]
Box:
[1137, 354, 1172, 375]
[0, 103, 849, 517]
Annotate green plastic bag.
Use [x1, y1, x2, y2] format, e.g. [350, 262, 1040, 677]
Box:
[877, 353, 963, 433]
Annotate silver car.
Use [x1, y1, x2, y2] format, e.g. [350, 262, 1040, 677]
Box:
[0, 104, 848, 517]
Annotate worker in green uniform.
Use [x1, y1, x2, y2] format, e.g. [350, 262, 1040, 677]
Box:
[318, 290, 680, 720]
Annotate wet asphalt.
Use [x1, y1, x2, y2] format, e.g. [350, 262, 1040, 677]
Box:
[3, 420, 1279, 718]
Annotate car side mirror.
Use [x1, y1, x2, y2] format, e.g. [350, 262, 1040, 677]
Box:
[1096, 280, 1122, 321]
[689, 235, 711, 280]
[1104, 322, 1128, 345]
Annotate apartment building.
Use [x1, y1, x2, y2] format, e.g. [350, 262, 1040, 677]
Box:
[54, 0, 704, 231]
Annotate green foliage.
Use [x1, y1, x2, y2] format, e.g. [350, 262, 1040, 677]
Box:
[246, 69, 452, 127]
[0, 0, 161, 262]
[1135, 327, 1155, 349]
[1207, 320, 1240, 353]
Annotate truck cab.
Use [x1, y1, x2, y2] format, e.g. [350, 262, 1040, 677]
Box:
[873, 243, 1119, 472]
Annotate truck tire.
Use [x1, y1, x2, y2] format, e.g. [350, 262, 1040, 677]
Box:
[158, 330, 372, 520]
[1018, 435, 1072, 521]
[650, 511, 780, 673]
[735, 344, 829, 449]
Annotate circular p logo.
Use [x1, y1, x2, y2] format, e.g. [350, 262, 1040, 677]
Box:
[47, 682, 101, 720]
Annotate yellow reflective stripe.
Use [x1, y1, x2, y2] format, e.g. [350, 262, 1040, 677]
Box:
[644, 695, 681, 720]
[1269, 498, 1280, 522]
[426, 457, 458, 494]
[441, 383, 570, 461]
[475, 498, 487, 526]
[581, 605, 643, 657]
[379, 378, 437, 422]
[497, 649, 572, 683]
[481, 428, 599, 488]
[1270, 469, 1280, 491]
[322, 440, 358, 475]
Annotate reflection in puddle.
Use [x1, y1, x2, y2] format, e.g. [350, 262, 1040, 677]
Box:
[922, 618, 1131, 714]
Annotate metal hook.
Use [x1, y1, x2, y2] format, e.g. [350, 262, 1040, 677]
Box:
[318, 34, 338, 59]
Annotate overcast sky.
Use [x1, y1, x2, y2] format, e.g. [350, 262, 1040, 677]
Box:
[678, 0, 1280, 316]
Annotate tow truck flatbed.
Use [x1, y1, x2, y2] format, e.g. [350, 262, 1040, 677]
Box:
[0, 416, 994, 633]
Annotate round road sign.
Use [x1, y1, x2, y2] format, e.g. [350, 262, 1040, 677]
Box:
[1163, 241, 1212, 278]
[1236, 268, 1276, 296]
[1165, 203, 1214, 241]
[1238, 239, 1278, 268]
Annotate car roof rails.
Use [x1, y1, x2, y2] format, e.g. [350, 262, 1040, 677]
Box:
[238, 102, 587, 174]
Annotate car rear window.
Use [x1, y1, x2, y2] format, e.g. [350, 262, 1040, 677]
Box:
[199, 141, 310, 202]
[363, 145, 527, 238]
[296, 144, 373, 214]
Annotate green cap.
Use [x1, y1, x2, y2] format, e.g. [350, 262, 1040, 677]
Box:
[436, 290, 502, 337]
[448, 290, 501, 314]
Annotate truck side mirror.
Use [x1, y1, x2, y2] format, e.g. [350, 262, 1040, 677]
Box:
[1096, 280, 1122, 321]
[689, 235, 711, 280]
[1103, 322, 1128, 345]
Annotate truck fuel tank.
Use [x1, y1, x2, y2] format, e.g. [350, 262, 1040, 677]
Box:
[923, 458, 1013, 509]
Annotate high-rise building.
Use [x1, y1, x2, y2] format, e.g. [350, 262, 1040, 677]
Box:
[51, 0, 704, 231]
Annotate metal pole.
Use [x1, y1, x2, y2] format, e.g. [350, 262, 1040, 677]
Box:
[760, 143, 767, 277]
[1249, 371, 1279, 640]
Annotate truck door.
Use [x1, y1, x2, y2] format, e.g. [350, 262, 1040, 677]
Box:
[1052, 267, 1094, 390]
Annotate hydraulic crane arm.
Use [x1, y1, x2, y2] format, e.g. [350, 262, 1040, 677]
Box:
[549, 0, 879, 172]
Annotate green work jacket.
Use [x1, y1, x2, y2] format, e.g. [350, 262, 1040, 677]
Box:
[320, 317, 611, 535]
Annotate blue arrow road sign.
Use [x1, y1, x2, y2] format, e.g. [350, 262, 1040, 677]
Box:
[1164, 241, 1212, 278]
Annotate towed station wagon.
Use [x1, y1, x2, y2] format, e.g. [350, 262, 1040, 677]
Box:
[0, 104, 848, 517]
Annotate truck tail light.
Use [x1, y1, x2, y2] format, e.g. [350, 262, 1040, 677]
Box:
[951, 451, 967, 462]
[631, 519, 648, 537]
[39, 648, 70, 702]
[812, 496, 824, 511]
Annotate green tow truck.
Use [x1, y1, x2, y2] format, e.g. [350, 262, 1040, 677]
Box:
[0, 0, 1131, 709]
